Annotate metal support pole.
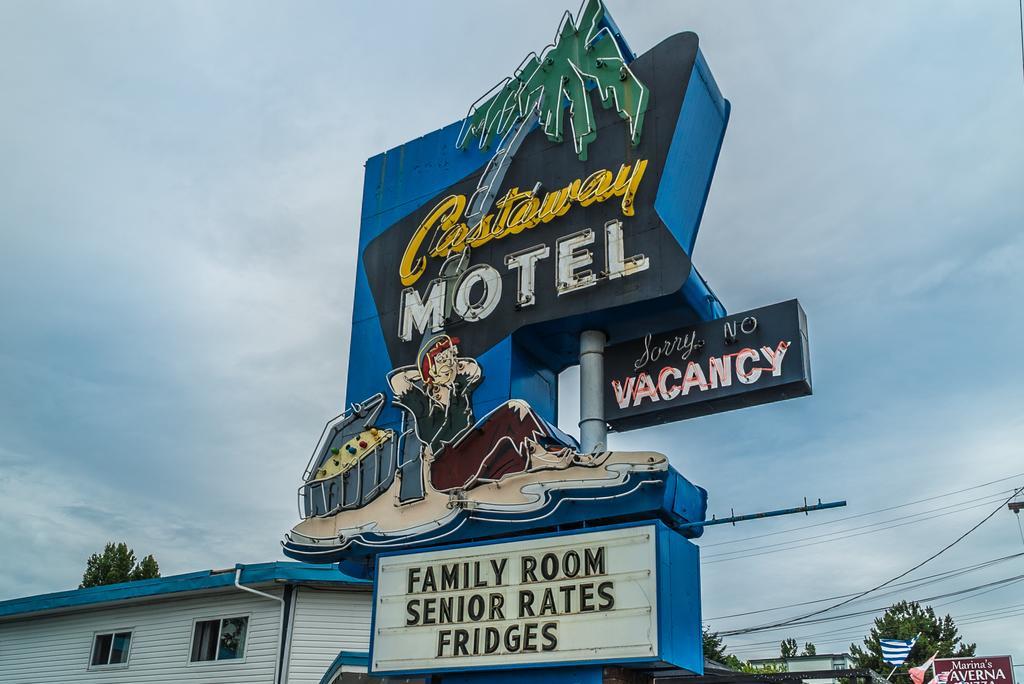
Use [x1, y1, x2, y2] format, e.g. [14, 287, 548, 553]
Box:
[579, 329, 607, 453]
[675, 499, 847, 531]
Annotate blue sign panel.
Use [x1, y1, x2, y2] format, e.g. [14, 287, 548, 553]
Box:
[283, 0, 725, 580]
[347, 32, 729, 429]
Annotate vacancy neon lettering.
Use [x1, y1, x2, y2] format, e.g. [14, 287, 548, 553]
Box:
[611, 341, 791, 408]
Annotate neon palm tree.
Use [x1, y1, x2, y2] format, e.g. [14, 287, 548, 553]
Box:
[457, 0, 648, 162]
[455, 0, 649, 228]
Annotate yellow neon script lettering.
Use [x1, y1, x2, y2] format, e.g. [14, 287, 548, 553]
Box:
[400, 195, 466, 287]
[400, 159, 648, 286]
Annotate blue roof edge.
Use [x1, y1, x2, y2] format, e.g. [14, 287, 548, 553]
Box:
[320, 651, 371, 683]
[0, 561, 370, 621]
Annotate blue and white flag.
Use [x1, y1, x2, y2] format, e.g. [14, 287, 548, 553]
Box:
[880, 637, 917, 665]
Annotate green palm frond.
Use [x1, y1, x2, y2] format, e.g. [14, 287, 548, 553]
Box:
[457, 0, 648, 162]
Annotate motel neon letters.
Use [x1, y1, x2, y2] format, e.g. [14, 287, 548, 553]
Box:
[399, 160, 648, 287]
[398, 218, 650, 341]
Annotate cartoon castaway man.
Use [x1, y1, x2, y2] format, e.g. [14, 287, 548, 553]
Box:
[388, 334, 602, 493]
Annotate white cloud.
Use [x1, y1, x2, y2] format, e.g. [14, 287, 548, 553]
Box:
[1, 0, 1023, 659]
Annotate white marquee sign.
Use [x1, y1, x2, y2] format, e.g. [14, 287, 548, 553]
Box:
[371, 525, 659, 674]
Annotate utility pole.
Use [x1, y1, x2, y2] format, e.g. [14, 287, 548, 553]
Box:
[1010, 494, 1024, 546]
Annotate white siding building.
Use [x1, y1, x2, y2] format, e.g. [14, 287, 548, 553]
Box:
[0, 561, 408, 684]
[747, 653, 857, 684]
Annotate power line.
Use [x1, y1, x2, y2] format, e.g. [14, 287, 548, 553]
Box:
[729, 616, 1021, 656]
[727, 598, 1024, 655]
[719, 484, 1024, 636]
[728, 604, 1024, 655]
[1019, 0, 1024, 83]
[724, 569, 1024, 634]
[702, 472, 1024, 548]
[704, 491, 1014, 559]
[933, 572, 1024, 610]
[704, 493, 1014, 563]
[949, 607, 1024, 627]
[720, 571, 1024, 643]
[724, 610, 896, 651]
[728, 599, 1024, 653]
[953, 600, 1024, 620]
[705, 491, 1013, 557]
[831, 554, 1024, 607]
[706, 551, 1024, 620]
[723, 574, 1024, 654]
[720, 570, 1024, 638]
[726, 621, 874, 651]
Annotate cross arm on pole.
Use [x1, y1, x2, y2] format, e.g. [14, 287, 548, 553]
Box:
[676, 499, 847, 531]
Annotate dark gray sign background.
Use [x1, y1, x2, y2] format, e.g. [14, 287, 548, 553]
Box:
[603, 300, 812, 431]
[364, 34, 702, 366]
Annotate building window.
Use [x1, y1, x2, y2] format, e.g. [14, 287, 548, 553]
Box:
[90, 631, 132, 668]
[190, 616, 249, 662]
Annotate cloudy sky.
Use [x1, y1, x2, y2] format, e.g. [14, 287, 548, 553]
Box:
[2, 0, 1023, 662]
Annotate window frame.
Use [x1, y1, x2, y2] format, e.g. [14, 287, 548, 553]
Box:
[186, 613, 251, 665]
[87, 628, 134, 671]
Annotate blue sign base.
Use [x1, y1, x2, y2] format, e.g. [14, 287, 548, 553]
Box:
[440, 665, 604, 684]
[283, 465, 707, 578]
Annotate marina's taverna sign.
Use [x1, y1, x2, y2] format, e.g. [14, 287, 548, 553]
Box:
[280, 0, 811, 680]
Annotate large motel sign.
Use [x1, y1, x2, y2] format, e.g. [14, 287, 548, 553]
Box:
[282, 1, 812, 681]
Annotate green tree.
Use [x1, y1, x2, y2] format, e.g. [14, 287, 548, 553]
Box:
[80, 542, 161, 588]
[702, 628, 789, 672]
[135, 554, 160, 580]
[849, 601, 975, 674]
[701, 627, 741, 669]
[703, 626, 731, 662]
[781, 638, 798, 658]
[803, 642, 817, 656]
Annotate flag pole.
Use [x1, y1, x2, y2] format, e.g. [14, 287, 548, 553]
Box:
[887, 666, 899, 681]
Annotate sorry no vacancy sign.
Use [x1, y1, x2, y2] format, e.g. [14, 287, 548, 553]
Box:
[370, 526, 659, 675]
[603, 299, 812, 431]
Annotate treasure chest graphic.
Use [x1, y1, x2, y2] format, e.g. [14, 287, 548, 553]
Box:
[299, 393, 399, 517]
